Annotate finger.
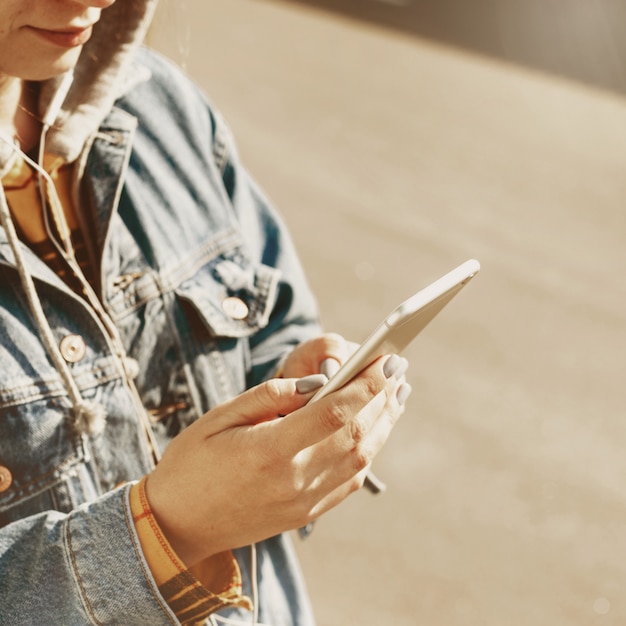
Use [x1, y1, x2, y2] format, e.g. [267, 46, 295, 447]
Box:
[319, 337, 361, 377]
[277, 356, 396, 455]
[396, 382, 412, 407]
[304, 464, 373, 523]
[318, 357, 409, 456]
[296, 387, 393, 486]
[307, 333, 354, 378]
[194, 374, 327, 437]
[303, 333, 356, 375]
[295, 371, 411, 492]
[320, 357, 340, 379]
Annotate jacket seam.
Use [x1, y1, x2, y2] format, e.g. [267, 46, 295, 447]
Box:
[108, 227, 244, 321]
[65, 512, 102, 626]
[159, 227, 243, 291]
[0, 365, 122, 408]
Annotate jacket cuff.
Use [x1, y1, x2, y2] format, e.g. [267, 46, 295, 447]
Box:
[129, 478, 252, 624]
[65, 483, 178, 624]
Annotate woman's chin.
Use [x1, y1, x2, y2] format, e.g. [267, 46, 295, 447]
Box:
[7, 47, 83, 82]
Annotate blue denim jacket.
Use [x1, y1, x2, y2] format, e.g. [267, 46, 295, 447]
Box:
[0, 49, 319, 626]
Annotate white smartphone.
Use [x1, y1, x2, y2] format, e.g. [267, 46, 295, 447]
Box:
[310, 258, 480, 402]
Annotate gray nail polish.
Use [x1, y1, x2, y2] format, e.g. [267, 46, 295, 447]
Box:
[320, 357, 340, 379]
[396, 383, 412, 406]
[383, 354, 401, 379]
[296, 374, 328, 394]
[395, 357, 409, 379]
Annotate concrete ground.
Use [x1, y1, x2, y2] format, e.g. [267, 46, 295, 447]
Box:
[150, 2, 626, 624]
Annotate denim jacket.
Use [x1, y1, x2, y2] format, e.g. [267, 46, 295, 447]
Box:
[0, 49, 319, 626]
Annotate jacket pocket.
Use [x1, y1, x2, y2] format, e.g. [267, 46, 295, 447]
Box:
[175, 256, 281, 339]
[0, 394, 90, 528]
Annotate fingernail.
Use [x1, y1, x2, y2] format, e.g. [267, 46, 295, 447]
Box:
[320, 357, 340, 379]
[383, 354, 401, 379]
[296, 374, 328, 394]
[396, 383, 412, 406]
[395, 357, 409, 379]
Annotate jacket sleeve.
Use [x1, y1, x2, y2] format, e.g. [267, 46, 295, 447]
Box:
[208, 107, 323, 387]
[0, 484, 180, 625]
[123, 48, 324, 388]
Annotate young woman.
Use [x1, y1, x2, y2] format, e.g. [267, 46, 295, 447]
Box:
[0, 1, 411, 624]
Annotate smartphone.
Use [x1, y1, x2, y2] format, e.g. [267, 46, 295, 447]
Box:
[310, 258, 480, 403]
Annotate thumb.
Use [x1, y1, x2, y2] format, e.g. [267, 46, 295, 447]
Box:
[195, 374, 328, 437]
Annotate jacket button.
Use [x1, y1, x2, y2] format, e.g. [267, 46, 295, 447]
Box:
[222, 296, 249, 320]
[59, 334, 87, 363]
[0, 466, 12, 493]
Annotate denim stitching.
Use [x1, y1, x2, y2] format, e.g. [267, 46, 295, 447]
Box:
[122, 486, 178, 624]
[65, 512, 103, 626]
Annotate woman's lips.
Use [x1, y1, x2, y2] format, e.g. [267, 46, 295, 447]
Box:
[28, 24, 94, 48]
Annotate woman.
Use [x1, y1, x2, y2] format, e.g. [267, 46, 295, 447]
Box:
[0, 1, 410, 624]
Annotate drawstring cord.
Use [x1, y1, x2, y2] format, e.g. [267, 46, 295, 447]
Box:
[208, 544, 266, 626]
[0, 133, 161, 461]
[0, 139, 106, 435]
[0, 134, 162, 466]
[0, 73, 108, 436]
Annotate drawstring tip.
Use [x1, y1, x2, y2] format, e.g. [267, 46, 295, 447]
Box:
[72, 400, 107, 436]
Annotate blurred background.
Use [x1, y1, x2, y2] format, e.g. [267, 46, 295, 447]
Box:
[267, 0, 626, 96]
[150, 1, 626, 624]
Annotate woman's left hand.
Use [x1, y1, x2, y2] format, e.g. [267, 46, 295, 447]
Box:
[280, 333, 357, 379]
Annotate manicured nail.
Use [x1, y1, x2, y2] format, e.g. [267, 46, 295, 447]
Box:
[395, 357, 409, 379]
[296, 374, 328, 394]
[320, 357, 340, 379]
[383, 354, 402, 379]
[396, 383, 412, 406]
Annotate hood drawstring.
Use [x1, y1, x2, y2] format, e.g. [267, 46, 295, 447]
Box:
[0, 137, 161, 460]
[1, 93, 107, 436]
[0, 1, 163, 455]
[0, 156, 107, 435]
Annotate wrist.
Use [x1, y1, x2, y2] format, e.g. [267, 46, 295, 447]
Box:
[143, 474, 208, 567]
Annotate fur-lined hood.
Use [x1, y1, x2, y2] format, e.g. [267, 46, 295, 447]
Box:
[0, 0, 158, 168]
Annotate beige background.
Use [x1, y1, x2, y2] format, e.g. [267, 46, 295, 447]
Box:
[150, 2, 626, 624]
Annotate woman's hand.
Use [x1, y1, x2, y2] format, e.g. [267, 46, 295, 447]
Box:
[279, 332, 357, 379]
[145, 350, 411, 567]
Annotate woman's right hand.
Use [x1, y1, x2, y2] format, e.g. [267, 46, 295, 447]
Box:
[145, 353, 410, 567]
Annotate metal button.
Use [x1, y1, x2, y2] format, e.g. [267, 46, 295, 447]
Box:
[222, 296, 249, 320]
[59, 334, 87, 363]
[0, 466, 12, 493]
[106, 130, 124, 145]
